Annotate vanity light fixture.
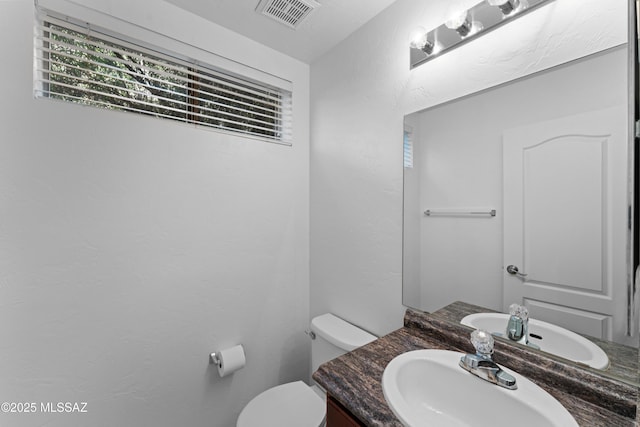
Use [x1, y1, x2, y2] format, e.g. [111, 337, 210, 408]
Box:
[410, 0, 554, 69]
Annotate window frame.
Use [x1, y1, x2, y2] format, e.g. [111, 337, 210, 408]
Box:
[34, 8, 294, 145]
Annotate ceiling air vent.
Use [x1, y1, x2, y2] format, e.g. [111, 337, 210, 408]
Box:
[256, 0, 320, 29]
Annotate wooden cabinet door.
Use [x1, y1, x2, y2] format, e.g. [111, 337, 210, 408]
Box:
[326, 395, 365, 427]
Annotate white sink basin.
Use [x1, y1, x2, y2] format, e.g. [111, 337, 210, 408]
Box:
[382, 349, 578, 427]
[461, 312, 609, 370]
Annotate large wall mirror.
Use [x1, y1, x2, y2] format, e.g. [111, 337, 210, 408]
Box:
[402, 40, 639, 385]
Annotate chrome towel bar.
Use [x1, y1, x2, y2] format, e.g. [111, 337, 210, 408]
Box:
[424, 209, 496, 217]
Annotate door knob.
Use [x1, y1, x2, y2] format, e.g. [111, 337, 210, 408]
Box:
[506, 265, 528, 278]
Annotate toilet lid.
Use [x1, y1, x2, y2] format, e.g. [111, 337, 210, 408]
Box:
[237, 381, 325, 427]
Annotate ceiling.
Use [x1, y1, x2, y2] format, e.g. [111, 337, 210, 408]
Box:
[164, 0, 398, 63]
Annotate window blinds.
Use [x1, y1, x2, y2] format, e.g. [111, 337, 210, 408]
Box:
[34, 12, 293, 145]
[403, 130, 414, 168]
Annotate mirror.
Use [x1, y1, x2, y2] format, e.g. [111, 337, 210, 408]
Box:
[402, 45, 639, 385]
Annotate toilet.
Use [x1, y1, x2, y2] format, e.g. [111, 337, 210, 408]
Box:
[236, 313, 377, 427]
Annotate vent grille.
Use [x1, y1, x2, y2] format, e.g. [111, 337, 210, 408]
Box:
[256, 0, 320, 29]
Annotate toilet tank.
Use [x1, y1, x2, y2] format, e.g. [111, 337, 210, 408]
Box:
[310, 313, 377, 375]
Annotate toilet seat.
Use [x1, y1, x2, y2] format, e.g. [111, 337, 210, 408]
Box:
[237, 381, 325, 427]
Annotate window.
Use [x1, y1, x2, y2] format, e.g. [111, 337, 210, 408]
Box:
[403, 129, 414, 168]
[34, 11, 293, 144]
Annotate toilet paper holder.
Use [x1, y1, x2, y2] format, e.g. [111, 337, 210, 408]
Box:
[209, 344, 246, 377]
[209, 352, 222, 367]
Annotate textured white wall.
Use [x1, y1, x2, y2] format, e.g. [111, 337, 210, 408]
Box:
[310, 0, 627, 336]
[0, 1, 309, 426]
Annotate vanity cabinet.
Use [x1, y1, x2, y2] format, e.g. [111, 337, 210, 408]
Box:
[326, 395, 365, 427]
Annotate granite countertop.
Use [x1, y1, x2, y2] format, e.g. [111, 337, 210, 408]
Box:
[313, 308, 638, 427]
[434, 301, 639, 384]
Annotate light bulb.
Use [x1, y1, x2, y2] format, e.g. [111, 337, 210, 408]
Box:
[409, 27, 428, 50]
[422, 40, 435, 55]
[445, 10, 472, 37]
[409, 26, 436, 55]
[488, 0, 521, 15]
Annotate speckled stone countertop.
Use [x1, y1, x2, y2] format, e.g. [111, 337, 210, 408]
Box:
[434, 301, 639, 385]
[312, 308, 638, 427]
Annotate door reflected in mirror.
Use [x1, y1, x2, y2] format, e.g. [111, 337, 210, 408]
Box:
[402, 46, 638, 384]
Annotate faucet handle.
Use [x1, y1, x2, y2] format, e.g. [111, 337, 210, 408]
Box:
[509, 303, 529, 321]
[470, 329, 494, 357]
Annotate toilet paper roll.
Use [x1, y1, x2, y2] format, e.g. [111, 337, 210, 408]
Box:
[217, 344, 246, 378]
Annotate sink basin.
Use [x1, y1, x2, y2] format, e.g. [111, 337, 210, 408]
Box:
[382, 349, 578, 427]
[460, 313, 609, 370]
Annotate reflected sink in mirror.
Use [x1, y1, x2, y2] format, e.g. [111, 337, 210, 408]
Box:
[382, 349, 578, 427]
[461, 313, 609, 370]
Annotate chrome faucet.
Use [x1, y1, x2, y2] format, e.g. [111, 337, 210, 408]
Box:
[459, 329, 517, 390]
[506, 303, 539, 350]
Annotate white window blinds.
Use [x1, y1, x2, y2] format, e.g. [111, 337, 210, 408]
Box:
[34, 11, 293, 145]
[403, 130, 414, 168]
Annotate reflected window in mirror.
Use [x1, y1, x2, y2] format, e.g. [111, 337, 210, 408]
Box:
[403, 127, 414, 169]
